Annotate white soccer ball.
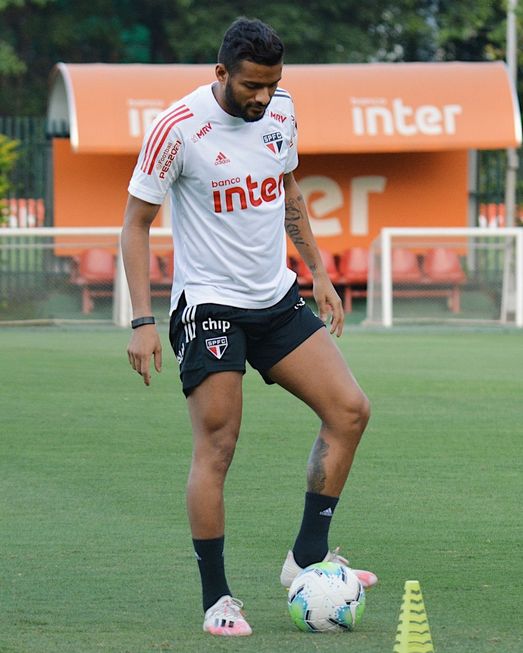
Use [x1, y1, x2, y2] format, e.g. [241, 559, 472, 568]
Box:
[287, 561, 365, 632]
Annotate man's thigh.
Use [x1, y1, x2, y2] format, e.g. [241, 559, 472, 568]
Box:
[187, 370, 244, 439]
[246, 283, 324, 381]
[266, 328, 366, 416]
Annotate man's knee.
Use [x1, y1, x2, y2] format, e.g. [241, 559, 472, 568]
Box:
[357, 392, 371, 430]
[194, 417, 240, 476]
[325, 389, 371, 439]
[208, 436, 238, 476]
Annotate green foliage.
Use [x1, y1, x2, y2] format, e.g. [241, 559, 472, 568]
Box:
[0, 133, 18, 224]
[0, 0, 54, 77]
[0, 0, 521, 114]
[435, 0, 507, 60]
[0, 40, 26, 75]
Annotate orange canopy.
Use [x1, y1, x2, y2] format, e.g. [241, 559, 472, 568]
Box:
[48, 61, 521, 155]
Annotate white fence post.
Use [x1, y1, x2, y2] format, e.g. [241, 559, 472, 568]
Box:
[516, 228, 523, 327]
[112, 238, 132, 327]
[381, 229, 393, 327]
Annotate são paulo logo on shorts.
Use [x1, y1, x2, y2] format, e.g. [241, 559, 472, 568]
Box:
[205, 336, 228, 360]
[263, 131, 283, 155]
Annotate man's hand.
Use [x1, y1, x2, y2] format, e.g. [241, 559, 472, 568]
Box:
[313, 275, 345, 338]
[127, 325, 163, 386]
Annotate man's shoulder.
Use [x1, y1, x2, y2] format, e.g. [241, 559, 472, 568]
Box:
[272, 87, 293, 103]
[151, 84, 212, 136]
[174, 83, 212, 110]
[267, 88, 296, 130]
[268, 88, 295, 117]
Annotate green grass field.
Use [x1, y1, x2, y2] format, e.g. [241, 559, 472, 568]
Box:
[0, 326, 521, 653]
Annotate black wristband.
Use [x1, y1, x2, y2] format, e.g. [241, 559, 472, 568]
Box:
[131, 316, 156, 329]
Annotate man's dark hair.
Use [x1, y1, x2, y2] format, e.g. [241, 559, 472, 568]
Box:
[218, 17, 284, 74]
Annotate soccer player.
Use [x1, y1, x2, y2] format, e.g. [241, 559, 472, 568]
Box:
[122, 17, 377, 637]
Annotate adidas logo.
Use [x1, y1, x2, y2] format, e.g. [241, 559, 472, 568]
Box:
[214, 151, 230, 165]
[319, 507, 333, 517]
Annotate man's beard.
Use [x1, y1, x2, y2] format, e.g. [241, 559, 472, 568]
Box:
[224, 82, 267, 122]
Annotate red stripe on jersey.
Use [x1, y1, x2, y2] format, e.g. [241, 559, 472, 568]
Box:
[141, 105, 193, 174]
[143, 112, 193, 175]
[140, 105, 189, 171]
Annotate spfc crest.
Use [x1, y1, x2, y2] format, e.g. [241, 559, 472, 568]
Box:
[263, 131, 283, 155]
[205, 336, 228, 360]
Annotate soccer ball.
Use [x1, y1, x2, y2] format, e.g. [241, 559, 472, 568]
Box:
[287, 561, 365, 632]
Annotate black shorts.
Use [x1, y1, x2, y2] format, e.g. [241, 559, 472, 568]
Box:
[169, 281, 324, 396]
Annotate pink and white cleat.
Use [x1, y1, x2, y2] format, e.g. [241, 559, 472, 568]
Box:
[203, 595, 252, 636]
[280, 547, 378, 590]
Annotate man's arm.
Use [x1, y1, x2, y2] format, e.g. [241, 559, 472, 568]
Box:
[121, 194, 163, 385]
[283, 172, 344, 337]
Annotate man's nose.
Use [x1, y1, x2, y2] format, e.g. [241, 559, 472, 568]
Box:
[254, 87, 270, 105]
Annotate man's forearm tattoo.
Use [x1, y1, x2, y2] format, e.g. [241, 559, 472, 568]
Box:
[285, 196, 307, 247]
[307, 436, 329, 493]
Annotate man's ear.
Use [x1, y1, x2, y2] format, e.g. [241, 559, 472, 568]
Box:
[215, 63, 228, 84]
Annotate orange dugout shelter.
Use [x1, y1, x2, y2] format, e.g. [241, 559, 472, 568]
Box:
[47, 62, 521, 254]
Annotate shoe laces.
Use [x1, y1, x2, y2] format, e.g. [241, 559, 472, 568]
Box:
[329, 546, 349, 566]
[216, 597, 244, 620]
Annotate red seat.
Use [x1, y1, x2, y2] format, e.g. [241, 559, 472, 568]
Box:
[422, 248, 466, 284]
[338, 248, 369, 312]
[387, 248, 465, 313]
[163, 251, 175, 281]
[287, 255, 297, 273]
[391, 248, 423, 283]
[150, 252, 173, 297]
[149, 252, 164, 284]
[422, 248, 466, 313]
[78, 248, 114, 282]
[72, 248, 115, 314]
[339, 248, 368, 284]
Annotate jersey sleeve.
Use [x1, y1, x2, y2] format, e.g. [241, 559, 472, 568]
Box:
[284, 100, 299, 174]
[128, 104, 191, 204]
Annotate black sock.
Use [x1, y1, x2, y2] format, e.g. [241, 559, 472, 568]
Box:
[292, 491, 339, 568]
[192, 536, 231, 612]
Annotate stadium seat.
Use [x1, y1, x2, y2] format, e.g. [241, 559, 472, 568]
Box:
[287, 255, 298, 273]
[150, 251, 173, 298]
[163, 251, 175, 282]
[385, 248, 465, 313]
[422, 248, 466, 313]
[71, 248, 115, 314]
[338, 248, 369, 312]
[422, 248, 466, 284]
[391, 248, 424, 283]
[148, 252, 164, 284]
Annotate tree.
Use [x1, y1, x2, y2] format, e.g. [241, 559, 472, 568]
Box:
[0, 0, 521, 115]
[0, 133, 18, 225]
[434, 0, 507, 61]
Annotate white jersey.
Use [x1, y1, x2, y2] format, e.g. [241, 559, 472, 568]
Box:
[128, 83, 299, 312]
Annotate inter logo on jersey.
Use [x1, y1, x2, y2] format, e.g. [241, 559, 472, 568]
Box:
[263, 131, 283, 155]
[211, 173, 284, 213]
[206, 336, 228, 360]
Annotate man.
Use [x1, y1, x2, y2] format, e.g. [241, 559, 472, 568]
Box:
[122, 17, 377, 637]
